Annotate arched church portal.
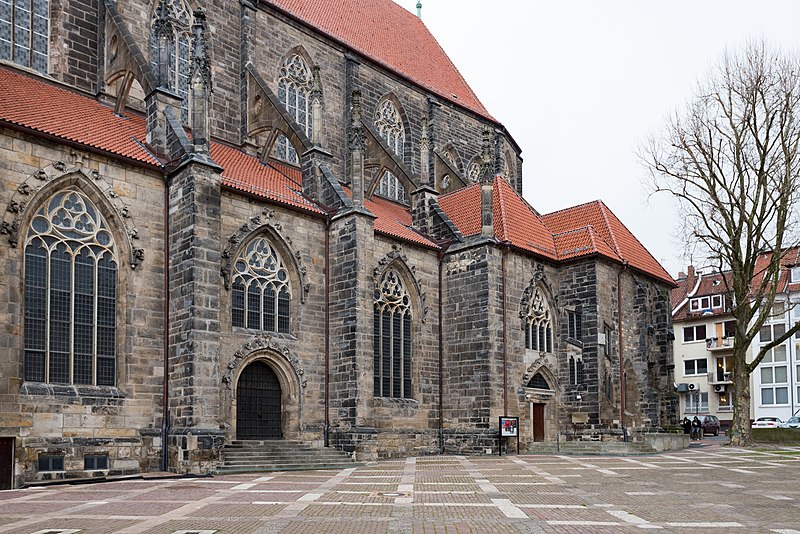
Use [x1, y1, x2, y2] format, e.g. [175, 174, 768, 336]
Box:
[236, 361, 282, 439]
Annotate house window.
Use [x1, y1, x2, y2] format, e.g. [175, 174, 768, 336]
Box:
[718, 390, 732, 410]
[24, 190, 117, 386]
[759, 322, 786, 343]
[567, 309, 582, 342]
[84, 454, 108, 470]
[0, 0, 49, 74]
[373, 269, 412, 398]
[568, 354, 584, 386]
[684, 358, 708, 376]
[523, 288, 552, 353]
[150, 0, 192, 122]
[683, 324, 706, 343]
[760, 345, 788, 405]
[685, 391, 708, 413]
[374, 99, 407, 204]
[231, 237, 291, 334]
[38, 454, 64, 472]
[715, 356, 732, 382]
[711, 295, 723, 309]
[791, 266, 800, 283]
[276, 53, 313, 164]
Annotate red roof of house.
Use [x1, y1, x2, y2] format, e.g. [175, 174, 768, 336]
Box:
[0, 67, 160, 165]
[671, 268, 732, 321]
[266, 0, 492, 121]
[542, 200, 675, 286]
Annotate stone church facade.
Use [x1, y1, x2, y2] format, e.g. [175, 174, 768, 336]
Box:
[0, 0, 675, 487]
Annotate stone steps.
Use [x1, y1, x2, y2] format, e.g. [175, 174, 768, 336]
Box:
[217, 440, 359, 474]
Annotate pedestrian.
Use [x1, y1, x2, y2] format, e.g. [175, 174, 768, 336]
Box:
[682, 417, 691, 434]
[691, 416, 701, 440]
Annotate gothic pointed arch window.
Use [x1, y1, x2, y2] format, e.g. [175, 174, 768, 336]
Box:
[373, 269, 412, 398]
[150, 0, 192, 122]
[523, 287, 553, 353]
[0, 0, 49, 73]
[231, 237, 291, 334]
[275, 53, 313, 164]
[24, 189, 117, 386]
[374, 99, 408, 204]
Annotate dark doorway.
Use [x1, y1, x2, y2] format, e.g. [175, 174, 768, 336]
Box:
[0, 438, 13, 490]
[237, 361, 282, 439]
[533, 404, 545, 442]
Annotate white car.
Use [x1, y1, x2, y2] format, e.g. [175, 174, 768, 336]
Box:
[780, 416, 800, 429]
[752, 417, 783, 428]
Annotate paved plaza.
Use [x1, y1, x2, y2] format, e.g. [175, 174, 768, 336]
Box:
[0, 443, 799, 533]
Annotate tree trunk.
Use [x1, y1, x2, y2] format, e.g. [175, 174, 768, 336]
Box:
[730, 345, 752, 446]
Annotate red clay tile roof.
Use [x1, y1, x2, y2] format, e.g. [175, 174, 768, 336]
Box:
[492, 178, 557, 258]
[438, 183, 482, 236]
[266, 0, 493, 121]
[542, 200, 675, 286]
[212, 144, 322, 214]
[671, 269, 731, 321]
[367, 195, 439, 249]
[0, 66, 160, 165]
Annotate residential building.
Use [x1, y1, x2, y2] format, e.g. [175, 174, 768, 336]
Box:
[672, 267, 735, 428]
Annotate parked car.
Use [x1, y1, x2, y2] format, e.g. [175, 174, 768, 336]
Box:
[752, 417, 783, 428]
[698, 415, 720, 436]
[780, 416, 800, 429]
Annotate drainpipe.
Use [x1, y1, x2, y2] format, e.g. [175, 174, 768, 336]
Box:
[324, 214, 331, 447]
[438, 248, 445, 453]
[501, 242, 511, 414]
[161, 179, 170, 471]
[617, 261, 628, 440]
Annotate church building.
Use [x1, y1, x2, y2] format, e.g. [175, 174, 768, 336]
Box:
[0, 0, 676, 487]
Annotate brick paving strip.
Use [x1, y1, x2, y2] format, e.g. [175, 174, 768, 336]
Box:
[0, 447, 798, 532]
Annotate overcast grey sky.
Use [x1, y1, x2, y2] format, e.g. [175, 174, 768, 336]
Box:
[396, 0, 800, 278]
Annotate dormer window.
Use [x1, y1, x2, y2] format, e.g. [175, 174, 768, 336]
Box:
[689, 294, 724, 312]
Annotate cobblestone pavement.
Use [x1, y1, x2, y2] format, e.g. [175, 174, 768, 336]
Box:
[1, 443, 799, 533]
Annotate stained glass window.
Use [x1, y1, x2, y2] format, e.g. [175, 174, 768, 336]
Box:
[276, 54, 313, 164]
[374, 99, 408, 204]
[373, 269, 412, 398]
[24, 190, 117, 385]
[150, 0, 192, 122]
[231, 237, 291, 334]
[0, 0, 49, 73]
[523, 288, 552, 353]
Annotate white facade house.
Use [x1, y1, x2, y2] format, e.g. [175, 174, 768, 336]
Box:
[674, 257, 800, 427]
[672, 267, 735, 428]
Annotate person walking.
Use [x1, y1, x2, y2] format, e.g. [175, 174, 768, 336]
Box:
[691, 416, 702, 440]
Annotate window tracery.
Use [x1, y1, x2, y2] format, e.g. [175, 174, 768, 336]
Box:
[373, 269, 412, 398]
[150, 0, 192, 122]
[523, 287, 553, 353]
[467, 158, 481, 182]
[374, 99, 408, 203]
[0, 0, 49, 73]
[231, 237, 291, 334]
[24, 190, 117, 386]
[275, 53, 313, 164]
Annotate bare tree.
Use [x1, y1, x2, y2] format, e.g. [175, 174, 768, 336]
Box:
[643, 41, 800, 446]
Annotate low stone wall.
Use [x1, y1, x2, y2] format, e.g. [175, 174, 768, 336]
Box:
[642, 432, 689, 452]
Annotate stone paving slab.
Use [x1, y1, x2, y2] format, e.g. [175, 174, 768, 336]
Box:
[0, 444, 798, 533]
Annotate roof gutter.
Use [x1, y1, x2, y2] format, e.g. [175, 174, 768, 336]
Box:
[0, 121, 163, 172]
